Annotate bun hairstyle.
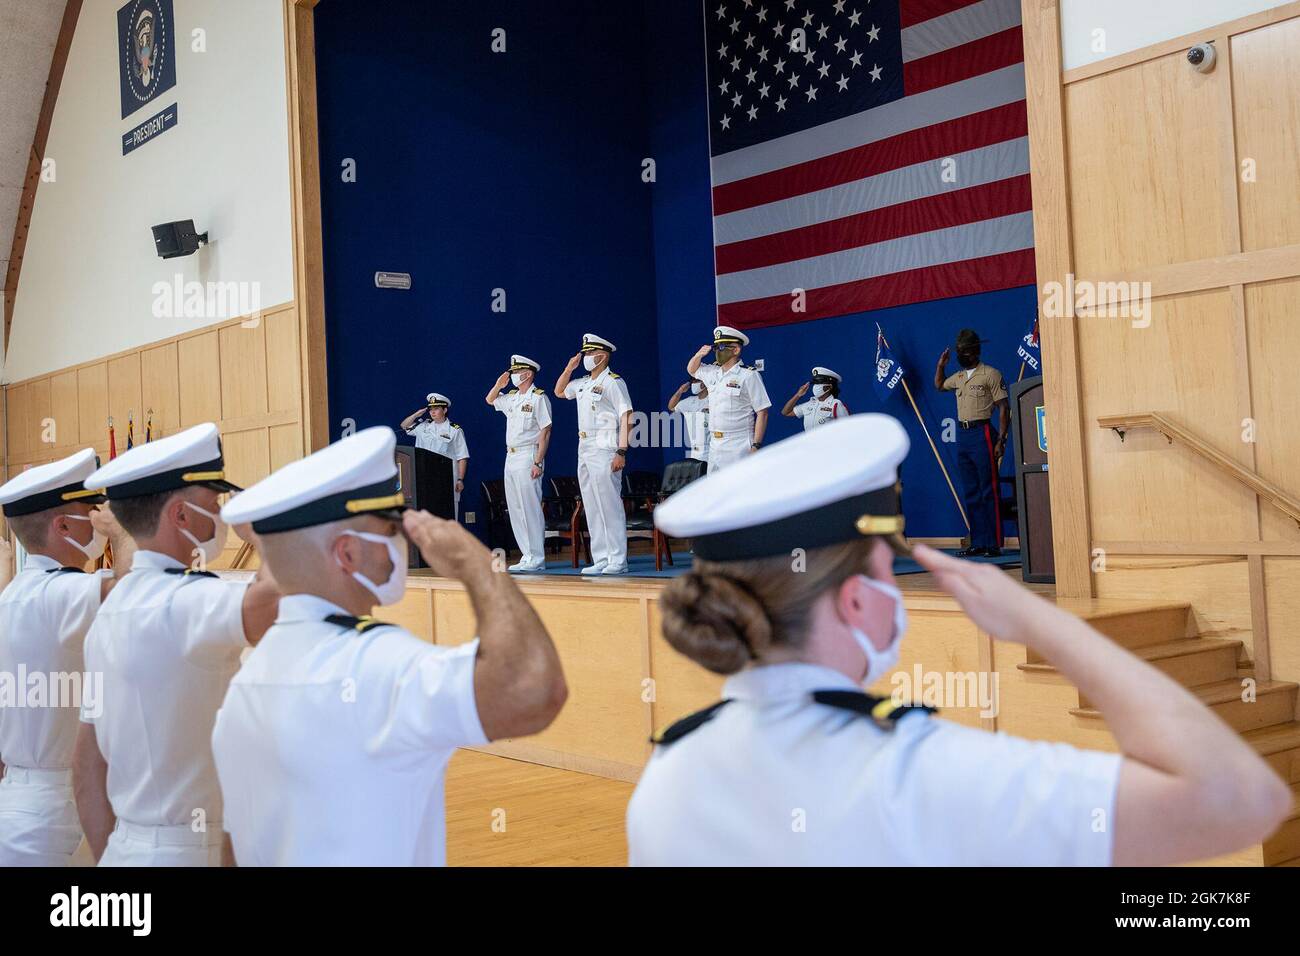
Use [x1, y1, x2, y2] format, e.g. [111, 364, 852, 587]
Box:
[660, 535, 907, 675]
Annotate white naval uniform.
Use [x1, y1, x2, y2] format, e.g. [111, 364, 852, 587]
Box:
[693, 362, 770, 473]
[0, 555, 109, 866]
[81, 550, 249, 866]
[563, 367, 633, 569]
[627, 662, 1121, 866]
[673, 394, 710, 462]
[405, 419, 470, 518]
[793, 396, 850, 431]
[212, 594, 486, 866]
[492, 387, 552, 567]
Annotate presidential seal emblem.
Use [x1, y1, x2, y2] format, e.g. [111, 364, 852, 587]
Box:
[118, 0, 176, 119]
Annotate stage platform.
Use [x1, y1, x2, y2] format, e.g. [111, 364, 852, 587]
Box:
[375, 556, 1187, 784]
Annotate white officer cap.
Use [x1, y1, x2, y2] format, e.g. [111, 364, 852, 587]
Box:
[426, 392, 450, 408]
[0, 448, 106, 517]
[655, 415, 909, 561]
[86, 422, 242, 500]
[811, 367, 842, 382]
[580, 333, 616, 353]
[713, 325, 750, 347]
[221, 426, 406, 535]
[509, 354, 541, 373]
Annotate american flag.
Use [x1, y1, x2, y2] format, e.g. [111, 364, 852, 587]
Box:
[706, 0, 1033, 329]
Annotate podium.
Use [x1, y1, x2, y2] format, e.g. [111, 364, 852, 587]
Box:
[394, 446, 455, 568]
[1009, 376, 1054, 584]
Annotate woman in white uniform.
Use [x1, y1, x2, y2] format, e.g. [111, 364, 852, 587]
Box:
[628, 415, 1289, 866]
[782, 366, 849, 430]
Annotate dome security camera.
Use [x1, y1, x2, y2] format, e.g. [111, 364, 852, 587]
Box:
[1187, 42, 1217, 73]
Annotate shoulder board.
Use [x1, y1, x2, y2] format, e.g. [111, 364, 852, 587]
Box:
[608, 372, 620, 379]
[324, 613, 395, 635]
[746, 364, 758, 371]
[650, 699, 731, 746]
[163, 567, 219, 579]
[811, 689, 936, 730]
[452, 423, 461, 429]
[46, 567, 87, 574]
[533, 387, 544, 394]
[508, 388, 518, 395]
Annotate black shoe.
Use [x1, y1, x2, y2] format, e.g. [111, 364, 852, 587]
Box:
[979, 547, 1003, 558]
[954, 547, 981, 558]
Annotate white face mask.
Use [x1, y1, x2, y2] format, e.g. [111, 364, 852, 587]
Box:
[62, 515, 107, 561]
[510, 372, 525, 388]
[813, 384, 831, 399]
[339, 530, 408, 606]
[583, 354, 598, 371]
[690, 382, 702, 395]
[848, 575, 908, 686]
[180, 501, 227, 566]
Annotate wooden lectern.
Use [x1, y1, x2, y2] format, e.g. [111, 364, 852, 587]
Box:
[393, 446, 455, 568]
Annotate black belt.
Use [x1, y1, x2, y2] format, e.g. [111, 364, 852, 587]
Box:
[958, 419, 990, 429]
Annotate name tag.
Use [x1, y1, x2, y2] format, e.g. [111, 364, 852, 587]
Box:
[725, 381, 741, 389]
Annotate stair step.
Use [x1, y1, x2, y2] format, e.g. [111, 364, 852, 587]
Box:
[1023, 638, 1243, 693]
[1026, 603, 1191, 665]
[1071, 680, 1298, 734]
[1244, 723, 1300, 784]
[1264, 793, 1300, 865]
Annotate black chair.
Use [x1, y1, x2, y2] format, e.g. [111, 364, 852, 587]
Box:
[544, 476, 591, 567]
[478, 479, 515, 555]
[648, 459, 707, 570]
[622, 470, 660, 559]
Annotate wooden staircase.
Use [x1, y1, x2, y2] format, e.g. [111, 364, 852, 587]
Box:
[1018, 602, 1300, 866]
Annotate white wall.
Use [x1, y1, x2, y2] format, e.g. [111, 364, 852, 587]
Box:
[5, 0, 293, 383]
[1061, 0, 1294, 70]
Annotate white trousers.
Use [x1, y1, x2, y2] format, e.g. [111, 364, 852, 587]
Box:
[577, 441, 627, 568]
[99, 819, 223, 867]
[0, 768, 82, 867]
[504, 446, 545, 565]
[707, 431, 752, 473]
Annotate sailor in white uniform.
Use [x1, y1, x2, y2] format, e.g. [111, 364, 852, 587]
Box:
[486, 355, 552, 572]
[0, 449, 131, 866]
[71, 423, 281, 867]
[629, 415, 1290, 866]
[667, 380, 710, 463]
[212, 426, 567, 866]
[783, 367, 850, 431]
[400, 393, 470, 518]
[554, 333, 633, 575]
[687, 326, 770, 473]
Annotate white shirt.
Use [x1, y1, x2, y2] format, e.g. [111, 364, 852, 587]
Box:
[492, 388, 553, 448]
[81, 550, 248, 827]
[563, 367, 633, 439]
[212, 593, 486, 866]
[627, 662, 1120, 866]
[693, 362, 771, 435]
[793, 397, 850, 431]
[674, 394, 710, 458]
[0, 555, 109, 770]
[406, 419, 469, 461]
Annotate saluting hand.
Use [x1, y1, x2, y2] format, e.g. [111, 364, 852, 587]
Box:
[91, 505, 130, 548]
[694, 345, 713, 360]
[403, 509, 493, 582]
[495, 371, 511, 389]
[795, 381, 810, 397]
[938, 347, 951, 366]
[566, 352, 583, 372]
[913, 544, 1064, 646]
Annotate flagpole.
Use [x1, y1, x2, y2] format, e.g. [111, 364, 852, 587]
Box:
[878, 328, 969, 530]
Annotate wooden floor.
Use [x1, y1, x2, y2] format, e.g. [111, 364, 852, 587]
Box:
[445, 750, 633, 866]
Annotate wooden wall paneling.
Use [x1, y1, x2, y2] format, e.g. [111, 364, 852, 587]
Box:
[218, 322, 269, 422]
[1231, 16, 1300, 252]
[220, 427, 272, 492]
[1079, 290, 1257, 543]
[1020, 0, 1093, 597]
[1064, 54, 1230, 278]
[6, 384, 28, 462]
[646, 599, 724, 737]
[106, 354, 142, 449]
[27, 378, 52, 460]
[1244, 277, 1300, 543]
[50, 371, 78, 454]
[75, 363, 107, 448]
[268, 422, 304, 471]
[140, 343, 181, 441]
[1263, 557, 1300, 683]
[177, 332, 222, 427]
[264, 305, 302, 414]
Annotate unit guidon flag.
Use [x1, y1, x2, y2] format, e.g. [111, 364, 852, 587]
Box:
[706, 0, 1035, 329]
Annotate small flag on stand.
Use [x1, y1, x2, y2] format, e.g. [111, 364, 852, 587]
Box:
[126, 410, 135, 451]
[1017, 316, 1042, 382]
[874, 325, 906, 403]
[145, 408, 153, 443]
